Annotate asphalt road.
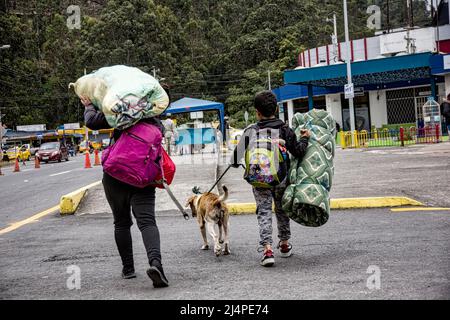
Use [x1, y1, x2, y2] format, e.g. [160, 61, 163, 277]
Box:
[0, 208, 448, 300]
[0, 154, 103, 228]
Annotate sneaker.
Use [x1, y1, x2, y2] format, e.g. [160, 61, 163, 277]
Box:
[260, 249, 275, 267]
[146, 265, 169, 288]
[278, 242, 293, 258]
[121, 267, 136, 279]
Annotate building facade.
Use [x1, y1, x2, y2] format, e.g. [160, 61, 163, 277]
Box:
[274, 6, 450, 132]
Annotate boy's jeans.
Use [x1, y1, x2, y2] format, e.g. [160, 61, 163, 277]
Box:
[252, 182, 291, 247]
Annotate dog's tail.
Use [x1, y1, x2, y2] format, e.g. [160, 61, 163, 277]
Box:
[218, 185, 228, 202]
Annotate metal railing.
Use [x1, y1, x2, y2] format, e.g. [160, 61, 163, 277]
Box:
[339, 124, 442, 149]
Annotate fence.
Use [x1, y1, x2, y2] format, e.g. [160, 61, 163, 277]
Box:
[339, 124, 442, 149]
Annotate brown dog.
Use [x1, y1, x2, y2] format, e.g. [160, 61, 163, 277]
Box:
[186, 186, 230, 256]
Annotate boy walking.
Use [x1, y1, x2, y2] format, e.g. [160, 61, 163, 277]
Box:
[231, 91, 310, 267]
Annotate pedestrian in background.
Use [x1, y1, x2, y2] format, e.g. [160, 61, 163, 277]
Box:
[81, 96, 169, 288]
[440, 94, 450, 136]
[163, 114, 177, 156]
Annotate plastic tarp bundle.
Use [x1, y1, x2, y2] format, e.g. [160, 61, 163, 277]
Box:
[282, 109, 336, 227]
[70, 65, 169, 129]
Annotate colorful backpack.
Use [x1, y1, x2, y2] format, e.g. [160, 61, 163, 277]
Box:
[101, 122, 163, 188]
[243, 125, 288, 188]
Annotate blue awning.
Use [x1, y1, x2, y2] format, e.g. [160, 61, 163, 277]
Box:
[163, 97, 225, 134]
[284, 52, 433, 87]
[430, 53, 450, 75]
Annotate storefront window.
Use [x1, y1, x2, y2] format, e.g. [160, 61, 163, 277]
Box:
[341, 93, 371, 131]
[293, 96, 326, 114]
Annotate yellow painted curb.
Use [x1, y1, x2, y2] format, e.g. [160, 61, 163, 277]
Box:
[228, 203, 257, 215]
[60, 181, 102, 215]
[330, 197, 423, 209]
[227, 197, 423, 214]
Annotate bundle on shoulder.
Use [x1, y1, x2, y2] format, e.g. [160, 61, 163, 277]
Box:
[69, 65, 169, 129]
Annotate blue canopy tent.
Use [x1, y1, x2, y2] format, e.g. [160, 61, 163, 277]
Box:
[162, 98, 225, 149]
[163, 97, 225, 134]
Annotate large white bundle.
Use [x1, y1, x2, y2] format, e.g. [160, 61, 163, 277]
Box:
[70, 65, 169, 129]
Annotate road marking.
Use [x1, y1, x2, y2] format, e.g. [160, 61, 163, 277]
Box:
[50, 170, 72, 177]
[391, 207, 450, 212]
[0, 205, 60, 235]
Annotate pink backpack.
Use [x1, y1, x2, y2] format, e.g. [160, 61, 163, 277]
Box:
[101, 122, 163, 188]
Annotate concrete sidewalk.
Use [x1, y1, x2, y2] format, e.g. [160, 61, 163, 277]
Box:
[76, 152, 218, 216]
[218, 142, 450, 208]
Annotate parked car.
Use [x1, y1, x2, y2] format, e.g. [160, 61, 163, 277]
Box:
[36, 142, 69, 163]
[5, 145, 31, 161]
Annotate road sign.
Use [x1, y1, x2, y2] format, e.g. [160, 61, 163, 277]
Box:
[344, 83, 354, 99]
[92, 130, 99, 135]
[190, 111, 204, 120]
[64, 123, 80, 130]
[16, 124, 46, 132]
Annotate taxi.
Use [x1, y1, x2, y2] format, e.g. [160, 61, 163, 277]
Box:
[6, 145, 31, 161]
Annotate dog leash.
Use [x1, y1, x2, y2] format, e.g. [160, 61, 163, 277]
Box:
[163, 181, 190, 220]
[206, 164, 245, 194]
[160, 152, 190, 220]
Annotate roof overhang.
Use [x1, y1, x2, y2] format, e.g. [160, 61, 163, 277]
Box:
[284, 52, 433, 87]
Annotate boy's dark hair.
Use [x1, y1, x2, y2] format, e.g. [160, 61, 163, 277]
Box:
[254, 90, 278, 117]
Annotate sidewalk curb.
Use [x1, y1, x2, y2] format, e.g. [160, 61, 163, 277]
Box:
[227, 197, 424, 215]
[60, 181, 102, 215]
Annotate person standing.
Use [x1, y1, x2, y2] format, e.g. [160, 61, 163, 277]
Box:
[163, 114, 177, 156]
[81, 96, 169, 288]
[440, 94, 450, 136]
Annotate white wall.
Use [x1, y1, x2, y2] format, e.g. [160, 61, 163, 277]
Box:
[369, 90, 387, 128]
[287, 100, 294, 127]
[325, 94, 342, 127]
[445, 74, 450, 99]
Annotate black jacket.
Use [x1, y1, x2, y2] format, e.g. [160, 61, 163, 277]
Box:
[231, 118, 309, 167]
[441, 101, 450, 124]
[84, 105, 165, 142]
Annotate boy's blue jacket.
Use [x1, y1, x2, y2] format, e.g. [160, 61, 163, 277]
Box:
[231, 118, 309, 167]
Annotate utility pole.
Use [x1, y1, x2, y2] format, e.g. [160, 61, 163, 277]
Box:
[435, 0, 441, 53]
[0, 44, 10, 151]
[386, 0, 390, 33]
[405, 0, 416, 54]
[343, 0, 356, 144]
[327, 13, 338, 63]
[152, 66, 159, 79]
[268, 70, 272, 91]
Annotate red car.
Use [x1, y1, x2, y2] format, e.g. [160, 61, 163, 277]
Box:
[36, 142, 69, 163]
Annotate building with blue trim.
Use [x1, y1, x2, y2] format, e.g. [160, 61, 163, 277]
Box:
[274, 13, 450, 132]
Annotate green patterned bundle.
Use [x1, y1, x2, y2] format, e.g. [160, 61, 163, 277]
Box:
[282, 109, 336, 227]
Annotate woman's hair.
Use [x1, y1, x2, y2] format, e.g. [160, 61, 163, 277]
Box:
[254, 90, 278, 117]
[447, 93, 450, 101]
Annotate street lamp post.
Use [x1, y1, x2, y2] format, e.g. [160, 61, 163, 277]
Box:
[343, 0, 356, 145]
[0, 45, 10, 150]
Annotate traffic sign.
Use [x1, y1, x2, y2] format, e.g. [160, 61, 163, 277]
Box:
[345, 83, 354, 99]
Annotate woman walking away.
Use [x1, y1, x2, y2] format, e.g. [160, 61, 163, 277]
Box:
[81, 96, 169, 288]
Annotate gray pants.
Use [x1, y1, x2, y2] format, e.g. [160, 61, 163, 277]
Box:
[252, 184, 291, 246]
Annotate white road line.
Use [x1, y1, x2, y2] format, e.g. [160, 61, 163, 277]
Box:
[49, 170, 72, 177]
